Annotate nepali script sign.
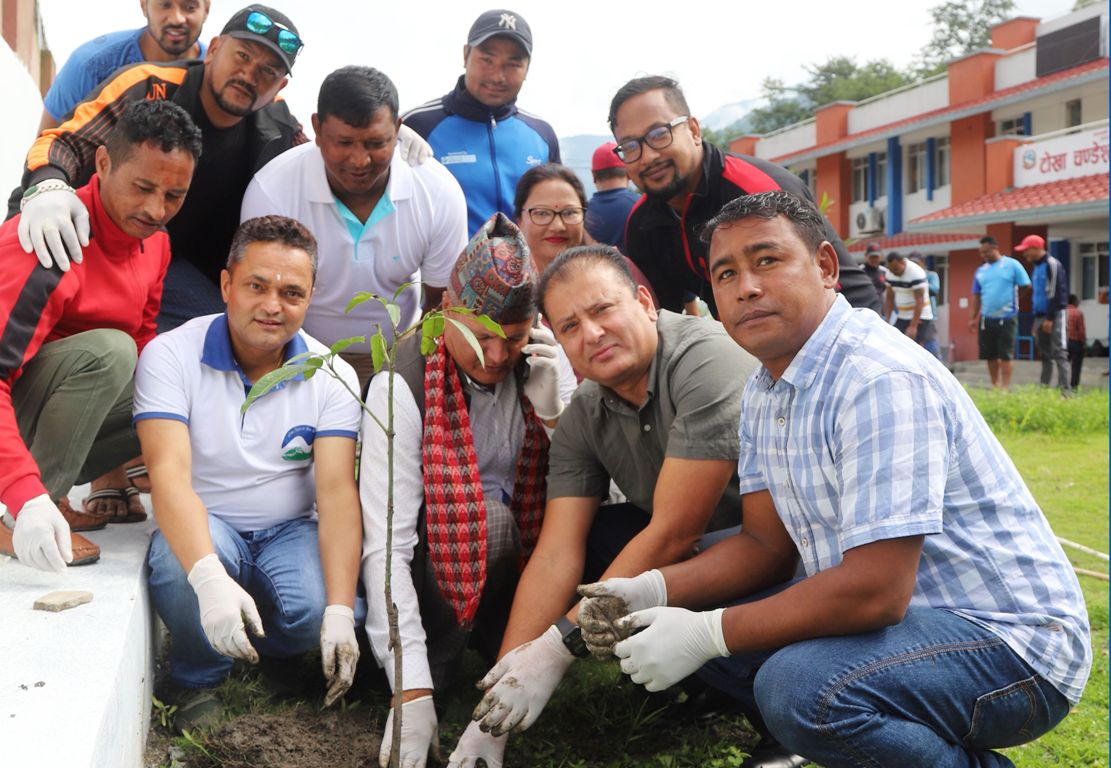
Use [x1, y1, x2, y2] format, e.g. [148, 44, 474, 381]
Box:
[1014, 125, 1110, 187]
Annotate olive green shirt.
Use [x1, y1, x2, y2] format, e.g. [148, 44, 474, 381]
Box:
[547, 310, 759, 529]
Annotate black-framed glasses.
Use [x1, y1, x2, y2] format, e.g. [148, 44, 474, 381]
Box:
[245, 10, 303, 54]
[526, 207, 585, 226]
[613, 116, 690, 163]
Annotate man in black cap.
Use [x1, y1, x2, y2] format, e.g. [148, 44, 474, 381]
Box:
[403, 9, 561, 236]
[11, 4, 305, 331]
[863, 244, 887, 308]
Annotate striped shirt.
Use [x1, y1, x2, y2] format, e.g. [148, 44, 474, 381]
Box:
[737, 295, 1091, 704]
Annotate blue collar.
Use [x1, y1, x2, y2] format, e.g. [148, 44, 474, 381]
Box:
[200, 314, 310, 388]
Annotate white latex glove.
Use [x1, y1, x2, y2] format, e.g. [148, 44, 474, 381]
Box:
[447, 721, 507, 768]
[397, 124, 433, 166]
[187, 553, 265, 663]
[17, 187, 89, 271]
[576, 569, 667, 659]
[11, 494, 72, 573]
[521, 325, 564, 421]
[320, 604, 359, 707]
[472, 625, 573, 735]
[378, 695, 438, 768]
[613, 607, 730, 692]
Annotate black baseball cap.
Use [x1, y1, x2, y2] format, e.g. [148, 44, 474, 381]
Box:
[221, 5, 303, 74]
[865, 245, 881, 256]
[467, 9, 533, 56]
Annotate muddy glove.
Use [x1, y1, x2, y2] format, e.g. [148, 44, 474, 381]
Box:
[378, 695, 438, 768]
[320, 604, 359, 707]
[473, 625, 573, 735]
[576, 569, 667, 659]
[613, 607, 729, 692]
[447, 721, 507, 768]
[11, 494, 72, 573]
[522, 326, 564, 421]
[397, 124, 433, 166]
[187, 553, 264, 663]
[18, 182, 89, 271]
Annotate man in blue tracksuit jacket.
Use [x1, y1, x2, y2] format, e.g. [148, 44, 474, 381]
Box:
[1016, 233, 1071, 395]
[402, 9, 560, 235]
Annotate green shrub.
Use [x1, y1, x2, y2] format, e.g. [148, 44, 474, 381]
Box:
[966, 386, 1109, 435]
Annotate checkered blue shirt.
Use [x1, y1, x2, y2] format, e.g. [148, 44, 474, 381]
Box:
[737, 296, 1091, 704]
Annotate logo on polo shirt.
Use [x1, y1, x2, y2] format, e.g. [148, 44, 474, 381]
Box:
[281, 425, 317, 461]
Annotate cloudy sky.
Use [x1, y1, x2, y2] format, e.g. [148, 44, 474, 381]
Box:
[38, 0, 1077, 138]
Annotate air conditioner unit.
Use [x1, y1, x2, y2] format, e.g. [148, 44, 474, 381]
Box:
[856, 207, 884, 234]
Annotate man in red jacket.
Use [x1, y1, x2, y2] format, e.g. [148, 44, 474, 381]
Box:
[0, 100, 200, 571]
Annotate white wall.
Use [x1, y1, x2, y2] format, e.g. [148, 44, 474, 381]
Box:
[848, 78, 949, 135]
[903, 184, 952, 223]
[995, 46, 1037, 91]
[756, 121, 817, 161]
[993, 82, 1107, 136]
[0, 43, 44, 195]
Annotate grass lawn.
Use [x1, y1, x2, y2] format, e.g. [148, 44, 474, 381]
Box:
[149, 390, 1109, 768]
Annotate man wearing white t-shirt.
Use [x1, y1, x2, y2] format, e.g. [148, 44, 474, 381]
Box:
[884, 251, 939, 358]
[241, 65, 468, 389]
[134, 216, 363, 730]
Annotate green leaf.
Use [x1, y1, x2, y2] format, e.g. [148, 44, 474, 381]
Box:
[475, 314, 505, 338]
[329, 336, 367, 355]
[287, 350, 317, 366]
[371, 331, 388, 373]
[241, 364, 309, 414]
[447, 317, 484, 368]
[386, 303, 401, 328]
[344, 291, 377, 314]
[420, 335, 437, 356]
[392, 281, 413, 302]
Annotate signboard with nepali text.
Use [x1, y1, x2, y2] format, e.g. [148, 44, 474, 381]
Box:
[1014, 125, 1109, 187]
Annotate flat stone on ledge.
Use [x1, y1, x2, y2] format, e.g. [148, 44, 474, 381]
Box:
[33, 589, 94, 612]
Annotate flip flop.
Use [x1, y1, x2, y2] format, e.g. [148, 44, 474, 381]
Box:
[82, 487, 148, 524]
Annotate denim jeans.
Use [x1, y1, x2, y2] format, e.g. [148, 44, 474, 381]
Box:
[148, 515, 327, 688]
[698, 606, 1070, 767]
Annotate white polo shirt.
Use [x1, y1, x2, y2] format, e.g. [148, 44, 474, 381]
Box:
[133, 314, 361, 532]
[241, 143, 468, 353]
[887, 260, 935, 322]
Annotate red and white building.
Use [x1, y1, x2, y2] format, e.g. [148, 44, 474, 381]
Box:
[731, 3, 1109, 361]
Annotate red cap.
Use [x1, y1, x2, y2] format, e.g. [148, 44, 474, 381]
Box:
[1014, 234, 1045, 252]
[591, 142, 624, 172]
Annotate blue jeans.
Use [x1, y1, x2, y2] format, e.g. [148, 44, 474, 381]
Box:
[699, 606, 1070, 767]
[148, 515, 327, 688]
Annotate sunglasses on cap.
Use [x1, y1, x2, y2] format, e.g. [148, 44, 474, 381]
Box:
[245, 10, 303, 55]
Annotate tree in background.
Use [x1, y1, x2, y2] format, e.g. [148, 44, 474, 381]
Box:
[912, 0, 1017, 76]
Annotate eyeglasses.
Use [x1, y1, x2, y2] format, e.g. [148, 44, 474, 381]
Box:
[613, 116, 690, 163]
[526, 207, 585, 226]
[245, 10, 303, 55]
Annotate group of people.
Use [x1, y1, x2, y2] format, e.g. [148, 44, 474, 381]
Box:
[0, 4, 1090, 768]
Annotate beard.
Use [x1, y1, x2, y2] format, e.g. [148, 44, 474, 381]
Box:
[153, 26, 193, 56]
[641, 162, 693, 202]
[209, 79, 257, 118]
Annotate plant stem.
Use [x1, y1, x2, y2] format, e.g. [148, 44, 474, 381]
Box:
[384, 345, 403, 768]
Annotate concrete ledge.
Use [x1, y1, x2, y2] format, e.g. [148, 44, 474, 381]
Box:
[0, 487, 155, 768]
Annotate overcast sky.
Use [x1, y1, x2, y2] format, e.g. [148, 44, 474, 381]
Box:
[37, 0, 1077, 138]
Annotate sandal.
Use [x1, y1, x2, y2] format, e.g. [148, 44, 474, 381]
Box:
[82, 486, 147, 523]
[0, 522, 100, 565]
[125, 462, 151, 492]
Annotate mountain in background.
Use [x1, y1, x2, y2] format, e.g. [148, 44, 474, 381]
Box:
[559, 98, 764, 195]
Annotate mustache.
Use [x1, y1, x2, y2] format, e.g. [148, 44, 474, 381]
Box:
[225, 79, 258, 99]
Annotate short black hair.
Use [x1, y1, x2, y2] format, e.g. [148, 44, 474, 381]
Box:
[228, 215, 318, 282]
[700, 191, 828, 253]
[1069, 293, 1079, 305]
[317, 65, 399, 128]
[980, 235, 998, 247]
[538, 244, 635, 317]
[608, 75, 690, 134]
[104, 100, 202, 165]
[513, 163, 587, 220]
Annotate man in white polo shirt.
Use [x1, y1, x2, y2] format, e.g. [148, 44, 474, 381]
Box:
[134, 216, 362, 731]
[883, 251, 939, 358]
[241, 65, 467, 390]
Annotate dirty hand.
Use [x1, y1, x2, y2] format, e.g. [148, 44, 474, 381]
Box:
[379, 695, 438, 768]
[447, 721, 507, 768]
[320, 604, 359, 707]
[17, 184, 89, 271]
[472, 626, 573, 735]
[613, 607, 729, 692]
[397, 124, 433, 166]
[187, 553, 264, 663]
[522, 326, 564, 421]
[576, 569, 667, 659]
[11, 494, 72, 572]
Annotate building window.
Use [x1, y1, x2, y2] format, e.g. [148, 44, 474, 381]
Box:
[907, 142, 927, 193]
[998, 116, 1027, 136]
[931, 255, 948, 307]
[875, 152, 888, 198]
[1079, 241, 1109, 301]
[851, 157, 868, 202]
[934, 137, 950, 187]
[1066, 99, 1083, 129]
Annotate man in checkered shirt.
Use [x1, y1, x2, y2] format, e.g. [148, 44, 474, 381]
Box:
[581, 191, 1091, 768]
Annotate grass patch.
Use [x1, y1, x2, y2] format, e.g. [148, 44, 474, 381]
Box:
[966, 385, 1109, 435]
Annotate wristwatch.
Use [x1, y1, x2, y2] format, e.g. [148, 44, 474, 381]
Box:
[555, 616, 589, 658]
